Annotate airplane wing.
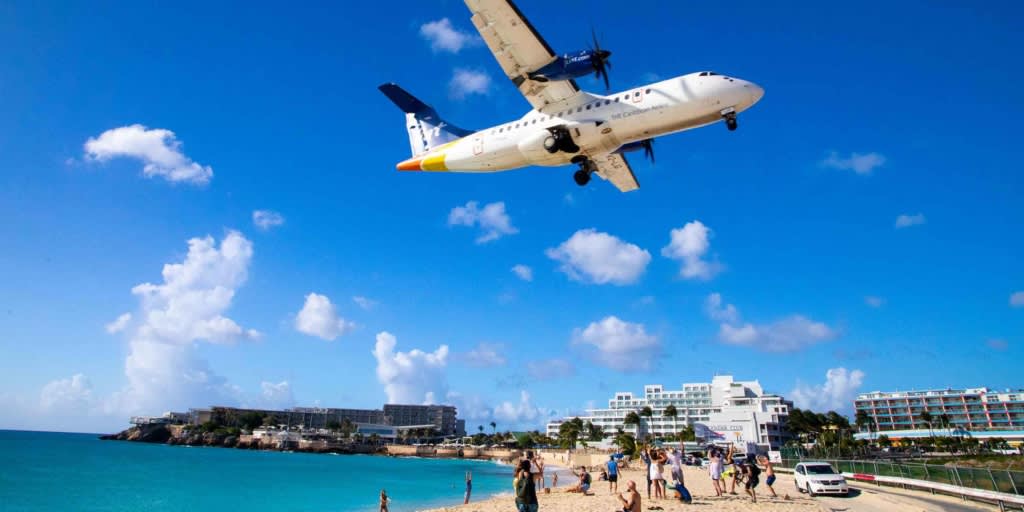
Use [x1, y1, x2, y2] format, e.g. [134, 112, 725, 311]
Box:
[465, 0, 581, 109]
[593, 153, 640, 192]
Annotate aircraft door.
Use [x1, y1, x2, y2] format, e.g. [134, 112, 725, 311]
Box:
[472, 137, 483, 155]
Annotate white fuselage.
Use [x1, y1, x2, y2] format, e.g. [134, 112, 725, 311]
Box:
[404, 71, 763, 172]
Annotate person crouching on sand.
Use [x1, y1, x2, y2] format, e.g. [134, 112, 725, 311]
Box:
[514, 460, 539, 512]
[616, 480, 642, 512]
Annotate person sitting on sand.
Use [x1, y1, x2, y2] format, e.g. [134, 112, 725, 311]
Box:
[379, 489, 389, 512]
[514, 460, 539, 512]
[568, 466, 592, 495]
[757, 455, 778, 498]
[616, 480, 642, 512]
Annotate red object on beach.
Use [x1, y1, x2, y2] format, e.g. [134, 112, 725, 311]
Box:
[853, 473, 875, 481]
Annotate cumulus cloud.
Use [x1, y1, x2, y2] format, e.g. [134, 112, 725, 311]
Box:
[1009, 291, 1024, 307]
[252, 210, 285, 230]
[661, 221, 723, 280]
[546, 229, 651, 285]
[373, 332, 449, 404]
[448, 201, 518, 243]
[821, 151, 885, 175]
[462, 342, 507, 368]
[986, 339, 1009, 351]
[791, 367, 865, 411]
[257, 381, 294, 410]
[511, 264, 533, 282]
[864, 296, 885, 308]
[294, 293, 356, 341]
[84, 124, 213, 184]
[106, 231, 258, 416]
[572, 316, 660, 372]
[40, 374, 94, 412]
[353, 296, 378, 311]
[894, 213, 926, 229]
[526, 359, 575, 380]
[449, 69, 492, 99]
[105, 313, 132, 334]
[704, 293, 739, 323]
[719, 316, 835, 352]
[419, 18, 479, 53]
[492, 391, 550, 425]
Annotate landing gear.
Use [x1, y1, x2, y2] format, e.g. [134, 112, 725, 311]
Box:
[724, 113, 738, 131]
[572, 156, 595, 187]
[544, 126, 580, 154]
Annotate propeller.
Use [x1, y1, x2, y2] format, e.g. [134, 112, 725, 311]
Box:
[590, 29, 612, 90]
[641, 139, 655, 164]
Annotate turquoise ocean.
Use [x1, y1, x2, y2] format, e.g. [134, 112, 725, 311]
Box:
[0, 430, 531, 511]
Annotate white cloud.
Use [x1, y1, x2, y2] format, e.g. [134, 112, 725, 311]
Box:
[1008, 291, 1023, 307]
[353, 296, 378, 311]
[105, 313, 132, 334]
[84, 124, 212, 184]
[511, 264, 533, 282]
[419, 18, 478, 53]
[864, 296, 885, 308]
[572, 316, 660, 372]
[448, 201, 518, 243]
[986, 339, 1009, 351]
[704, 293, 739, 323]
[107, 231, 258, 416]
[546, 229, 651, 285]
[791, 367, 865, 411]
[821, 151, 885, 175]
[894, 213, 926, 229]
[294, 293, 356, 341]
[257, 381, 294, 410]
[492, 391, 549, 424]
[373, 332, 449, 405]
[449, 68, 491, 99]
[463, 342, 507, 368]
[40, 374, 94, 412]
[526, 359, 575, 380]
[252, 210, 285, 230]
[661, 220, 722, 280]
[719, 316, 836, 352]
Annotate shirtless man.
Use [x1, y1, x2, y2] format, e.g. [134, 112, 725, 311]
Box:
[757, 455, 778, 498]
[616, 480, 642, 512]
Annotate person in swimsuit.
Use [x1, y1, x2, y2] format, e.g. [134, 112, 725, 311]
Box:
[463, 471, 472, 504]
[757, 455, 777, 498]
[708, 445, 723, 497]
[379, 489, 389, 512]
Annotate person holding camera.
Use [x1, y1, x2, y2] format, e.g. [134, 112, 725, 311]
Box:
[513, 460, 538, 512]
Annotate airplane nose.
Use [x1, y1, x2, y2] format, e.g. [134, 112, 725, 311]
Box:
[748, 83, 764, 104]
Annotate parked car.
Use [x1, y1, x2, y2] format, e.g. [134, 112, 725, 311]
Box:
[793, 462, 849, 496]
[699, 458, 710, 468]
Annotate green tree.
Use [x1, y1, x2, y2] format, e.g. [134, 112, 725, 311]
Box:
[558, 417, 585, 449]
[663, 405, 678, 437]
[918, 411, 934, 439]
[877, 434, 892, 448]
[639, 407, 654, 440]
[623, 411, 641, 437]
[679, 423, 696, 442]
[489, 421, 497, 435]
[612, 429, 637, 456]
[240, 412, 265, 431]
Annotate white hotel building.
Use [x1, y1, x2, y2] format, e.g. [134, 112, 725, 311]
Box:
[547, 375, 793, 451]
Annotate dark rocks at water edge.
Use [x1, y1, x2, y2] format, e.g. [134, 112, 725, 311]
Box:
[99, 424, 379, 454]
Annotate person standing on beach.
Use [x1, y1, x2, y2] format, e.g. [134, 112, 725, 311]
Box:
[379, 489, 389, 512]
[669, 448, 684, 486]
[757, 455, 778, 498]
[640, 446, 652, 499]
[616, 480, 642, 512]
[649, 448, 666, 499]
[708, 445, 723, 497]
[514, 460, 539, 512]
[607, 454, 619, 493]
[742, 458, 760, 503]
[463, 471, 472, 504]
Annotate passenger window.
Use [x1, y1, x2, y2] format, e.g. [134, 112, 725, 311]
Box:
[645, 89, 651, 94]
[577, 107, 582, 113]
[586, 105, 591, 110]
[634, 91, 640, 97]
[604, 100, 610, 105]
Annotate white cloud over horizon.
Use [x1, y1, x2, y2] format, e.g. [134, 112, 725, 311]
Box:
[572, 316, 660, 372]
[448, 201, 517, 243]
[373, 332, 449, 405]
[84, 124, 213, 185]
[821, 151, 885, 175]
[449, 69, 491, 99]
[252, 210, 285, 230]
[791, 367, 865, 412]
[661, 220, 722, 280]
[419, 18, 479, 53]
[894, 213, 926, 229]
[546, 229, 650, 285]
[294, 293, 356, 341]
[706, 293, 837, 352]
[511, 264, 534, 282]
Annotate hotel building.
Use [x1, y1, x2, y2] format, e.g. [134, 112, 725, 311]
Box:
[854, 387, 1024, 433]
[547, 375, 793, 451]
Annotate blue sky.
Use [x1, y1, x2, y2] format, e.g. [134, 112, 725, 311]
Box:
[1, 0, 1022, 433]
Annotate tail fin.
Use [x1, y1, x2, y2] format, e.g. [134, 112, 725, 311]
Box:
[378, 83, 473, 156]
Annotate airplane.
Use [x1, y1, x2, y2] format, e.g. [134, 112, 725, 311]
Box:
[380, 0, 764, 192]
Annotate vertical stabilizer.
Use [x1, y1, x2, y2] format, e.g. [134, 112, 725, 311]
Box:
[378, 83, 473, 156]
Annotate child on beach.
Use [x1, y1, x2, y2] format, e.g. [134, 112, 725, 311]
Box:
[758, 455, 778, 498]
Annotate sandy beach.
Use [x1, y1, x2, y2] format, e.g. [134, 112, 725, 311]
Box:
[423, 464, 823, 512]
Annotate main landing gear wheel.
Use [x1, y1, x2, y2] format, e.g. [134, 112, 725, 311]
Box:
[572, 157, 595, 186]
[724, 113, 738, 131]
[573, 169, 591, 186]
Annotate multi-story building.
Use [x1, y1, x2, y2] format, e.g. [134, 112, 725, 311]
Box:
[855, 387, 1024, 432]
[383, 404, 460, 436]
[546, 375, 793, 450]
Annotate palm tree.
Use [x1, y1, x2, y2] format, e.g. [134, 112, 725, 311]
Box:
[919, 411, 934, 440]
[489, 421, 497, 435]
[937, 413, 951, 436]
[478, 425, 484, 434]
[623, 411, 641, 438]
[663, 405, 678, 438]
[640, 406, 654, 440]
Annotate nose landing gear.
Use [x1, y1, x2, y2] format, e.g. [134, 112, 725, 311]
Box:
[572, 156, 596, 186]
[724, 112, 738, 131]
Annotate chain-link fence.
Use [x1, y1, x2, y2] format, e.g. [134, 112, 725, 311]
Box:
[778, 458, 1024, 495]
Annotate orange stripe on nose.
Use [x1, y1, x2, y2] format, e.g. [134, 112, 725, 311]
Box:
[396, 157, 422, 171]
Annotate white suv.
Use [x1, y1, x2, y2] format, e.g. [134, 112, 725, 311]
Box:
[793, 462, 849, 496]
